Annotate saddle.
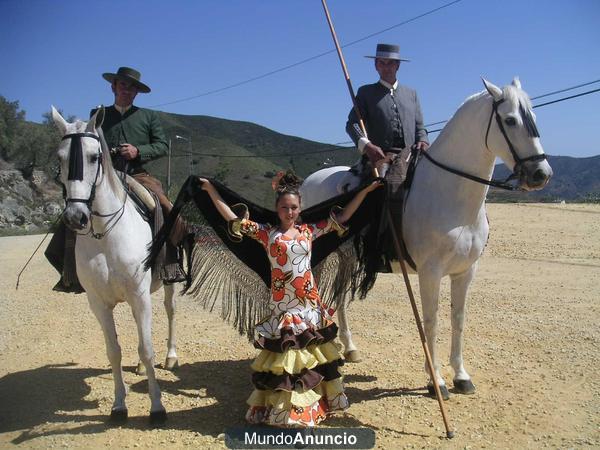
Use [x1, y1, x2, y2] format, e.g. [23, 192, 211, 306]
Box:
[382, 147, 420, 271]
[125, 174, 156, 219]
[120, 174, 170, 278]
[354, 147, 420, 272]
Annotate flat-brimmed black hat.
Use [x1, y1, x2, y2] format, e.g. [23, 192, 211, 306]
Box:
[102, 67, 151, 93]
[365, 44, 410, 62]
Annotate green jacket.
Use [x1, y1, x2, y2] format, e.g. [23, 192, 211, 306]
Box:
[92, 105, 168, 174]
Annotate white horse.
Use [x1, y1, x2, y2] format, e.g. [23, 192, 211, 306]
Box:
[51, 106, 178, 423]
[301, 78, 553, 398]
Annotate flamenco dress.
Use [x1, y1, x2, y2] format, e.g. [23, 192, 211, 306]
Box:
[231, 216, 350, 427]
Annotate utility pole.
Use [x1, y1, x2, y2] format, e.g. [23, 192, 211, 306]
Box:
[175, 134, 192, 177]
[188, 138, 193, 176]
[167, 138, 171, 196]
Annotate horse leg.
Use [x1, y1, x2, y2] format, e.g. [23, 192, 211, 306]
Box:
[450, 266, 476, 394]
[337, 296, 361, 362]
[418, 270, 450, 400]
[130, 295, 167, 424]
[163, 284, 179, 370]
[87, 297, 128, 422]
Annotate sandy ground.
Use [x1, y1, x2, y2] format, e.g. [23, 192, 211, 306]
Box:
[0, 203, 598, 449]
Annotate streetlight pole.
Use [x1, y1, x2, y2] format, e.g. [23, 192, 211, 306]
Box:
[175, 134, 192, 177]
[189, 137, 193, 176]
[167, 138, 171, 196]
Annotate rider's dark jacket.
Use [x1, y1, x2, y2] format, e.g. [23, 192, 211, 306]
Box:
[346, 81, 428, 150]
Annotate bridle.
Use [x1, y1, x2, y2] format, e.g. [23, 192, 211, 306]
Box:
[62, 132, 102, 205]
[484, 97, 546, 175]
[61, 131, 128, 239]
[422, 96, 547, 191]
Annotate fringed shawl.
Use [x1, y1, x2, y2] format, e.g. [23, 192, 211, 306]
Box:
[146, 175, 385, 339]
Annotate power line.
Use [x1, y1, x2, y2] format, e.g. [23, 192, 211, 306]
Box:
[531, 78, 600, 100]
[532, 87, 600, 108]
[423, 78, 600, 130]
[149, 0, 464, 108]
[425, 87, 600, 134]
[169, 85, 600, 158]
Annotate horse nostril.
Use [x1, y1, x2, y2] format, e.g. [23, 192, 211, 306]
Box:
[80, 215, 88, 226]
[532, 169, 546, 182]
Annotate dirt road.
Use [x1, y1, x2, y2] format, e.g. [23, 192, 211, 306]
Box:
[1, 203, 598, 448]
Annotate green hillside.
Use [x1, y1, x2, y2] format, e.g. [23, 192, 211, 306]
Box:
[149, 112, 357, 205]
[0, 96, 358, 208]
[2, 94, 598, 221]
[488, 155, 600, 202]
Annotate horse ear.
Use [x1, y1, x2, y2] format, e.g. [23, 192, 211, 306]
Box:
[51, 105, 68, 135]
[481, 77, 502, 101]
[86, 105, 105, 132]
[95, 105, 105, 128]
[512, 76, 522, 89]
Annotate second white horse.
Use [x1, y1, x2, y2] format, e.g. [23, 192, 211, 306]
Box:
[301, 78, 553, 398]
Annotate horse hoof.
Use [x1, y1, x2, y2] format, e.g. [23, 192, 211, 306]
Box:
[164, 357, 179, 371]
[136, 362, 147, 376]
[344, 350, 362, 363]
[453, 379, 476, 394]
[109, 408, 128, 424]
[427, 384, 450, 401]
[150, 409, 167, 426]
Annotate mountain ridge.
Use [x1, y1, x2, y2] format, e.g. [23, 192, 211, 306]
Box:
[0, 98, 598, 233]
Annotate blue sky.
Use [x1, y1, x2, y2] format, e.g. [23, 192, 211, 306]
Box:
[1, 0, 599, 158]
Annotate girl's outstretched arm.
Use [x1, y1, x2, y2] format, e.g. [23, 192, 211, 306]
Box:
[198, 178, 237, 221]
[335, 180, 382, 224]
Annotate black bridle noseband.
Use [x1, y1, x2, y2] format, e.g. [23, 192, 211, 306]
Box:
[61, 131, 128, 239]
[422, 96, 547, 191]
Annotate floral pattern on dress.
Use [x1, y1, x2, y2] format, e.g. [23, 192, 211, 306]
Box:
[238, 215, 349, 427]
[290, 239, 311, 273]
[269, 240, 288, 266]
[271, 268, 292, 302]
[239, 218, 339, 340]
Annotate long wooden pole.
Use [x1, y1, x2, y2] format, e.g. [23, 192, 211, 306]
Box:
[386, 209, 454, 439]
[320, 0, 376, 177]
[320, 0, 454, 439]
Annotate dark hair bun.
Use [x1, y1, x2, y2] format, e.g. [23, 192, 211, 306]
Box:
[276, 170, 302, 196]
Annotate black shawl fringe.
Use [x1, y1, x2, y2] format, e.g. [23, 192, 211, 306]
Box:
[185, 233, 271, 340]
[146, 175, 386, 339]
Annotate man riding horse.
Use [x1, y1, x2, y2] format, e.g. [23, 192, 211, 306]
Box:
[46, 66, 188, 292]
[346, 43, 429, 175]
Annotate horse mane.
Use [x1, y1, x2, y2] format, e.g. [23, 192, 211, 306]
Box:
[454, 84, 538, 137]
[462, 90, 488, 105]
[97, 127, 125, 193]
[502, 85, 539, 138]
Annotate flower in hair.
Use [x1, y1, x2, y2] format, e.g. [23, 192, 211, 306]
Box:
[271, 171, 285, 191]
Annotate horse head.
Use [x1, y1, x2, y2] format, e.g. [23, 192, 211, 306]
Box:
[52, 106, 106, 231]
[481, 77, 553, 191]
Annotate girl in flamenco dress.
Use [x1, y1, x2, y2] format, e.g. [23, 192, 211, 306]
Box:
[199, 171, 380, 427]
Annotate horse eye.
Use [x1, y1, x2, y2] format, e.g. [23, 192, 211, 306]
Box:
[90, 154, 99, 163]
[504, 117, 517, 126]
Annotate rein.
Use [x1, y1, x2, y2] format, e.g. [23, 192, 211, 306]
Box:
[421, 151, 520, 191]
[61, 132, 128, 239]
[422, 96, 547, 191]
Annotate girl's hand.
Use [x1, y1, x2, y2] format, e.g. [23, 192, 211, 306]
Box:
[198, 178, 212, 191]
[363, 179, 383, 193]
